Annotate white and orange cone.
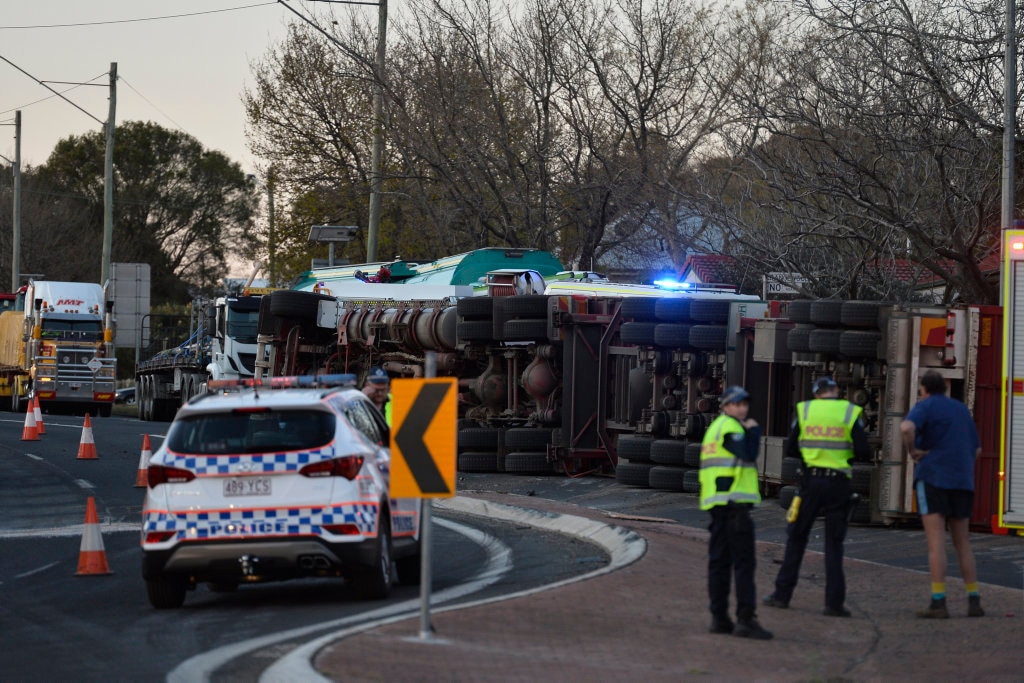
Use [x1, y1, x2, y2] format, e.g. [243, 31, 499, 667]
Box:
[76, 413, 98, 460]
[32, 395, 45, 435]
[75, 496, 112, 576]
[134, 434, 152, 488]
[20, 402, 39, 441]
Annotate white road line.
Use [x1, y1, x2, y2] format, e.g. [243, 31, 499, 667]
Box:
[74, 479, 95, 489]
[167, 516, 513, 683]
[0, 524, 137, 539]
[15, 561, 60, 579]
[25, 453, 42, 460]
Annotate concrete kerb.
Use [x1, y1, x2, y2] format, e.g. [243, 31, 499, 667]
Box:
[260, 494, 647, 683]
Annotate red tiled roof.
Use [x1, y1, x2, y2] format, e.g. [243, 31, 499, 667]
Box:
[678, 254, 737, 284]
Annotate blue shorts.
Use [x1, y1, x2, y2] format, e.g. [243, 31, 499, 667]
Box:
[915, 480, 973, 519]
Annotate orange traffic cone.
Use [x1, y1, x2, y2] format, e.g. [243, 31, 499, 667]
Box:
[32, 395, 45, 435]
[77, 413, 98, 460]
[20, 401, 39, 441]
[134, 434, 152, 487]
[75, 496, 112, 576]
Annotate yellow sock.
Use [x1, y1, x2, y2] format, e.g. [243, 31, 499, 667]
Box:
[966, 582, 979, 595]
[931, 582, 945, 599]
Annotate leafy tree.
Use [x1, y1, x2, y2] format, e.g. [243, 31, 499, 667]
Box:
[32, 121, 257, 302]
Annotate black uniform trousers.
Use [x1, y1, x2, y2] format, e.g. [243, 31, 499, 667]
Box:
[773, 473, 851, 610]
[708, 502, 757, 620]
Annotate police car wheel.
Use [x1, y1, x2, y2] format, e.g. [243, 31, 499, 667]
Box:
[146, 575, 188, 609]
[353, 517, 393, 600]
[395, 552, 422, 585]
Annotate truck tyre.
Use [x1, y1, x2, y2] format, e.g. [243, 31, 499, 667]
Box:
[457, 451, 500, 472]
[457, 296, 494, 319]
[787, 300, 814, 324]
[269, 290, 333, 321]
[841, 300, 887, 328]
[786, 324, 815, 353]
[504, 427, 554, 451]
[654, 298, 692, 322]
[809, 300, 844, 326]
[689, 325, 728, 350]
[653, 324, 692, 349]
[616, 434, 654, 463]
[257, 295, 283, 336]
[851, 464, 873, 495]
[684, 442, 702, 468]
[850, 496, 873, 524]
[619, 297, 659, 321]
[619, 322, 657, 346]
[690, 300, 731, 324]
[457, 320, 494, 342]
[615, 460, 654, 487]
[503, 451, 553, 474]
[457, 427, 502, 452]
[839, 330, 882, 359]
[98, 403, 112, 418]
[808, 328, 844, 355]
[498, 295, 549, 319]
[649, 439, 688, 466]
[502, 319, 548, 341]
[11, 390, 23, 413]
[683, 468, 700, 494]
[648, 464, 687, 491]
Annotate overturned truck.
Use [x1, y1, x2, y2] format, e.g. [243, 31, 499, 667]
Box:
[254, 252, 1004, 530]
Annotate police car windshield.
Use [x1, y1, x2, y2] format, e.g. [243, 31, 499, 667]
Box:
[166, 410, 336, 455]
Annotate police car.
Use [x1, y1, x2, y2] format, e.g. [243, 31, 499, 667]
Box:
[140, 375, 422, 609]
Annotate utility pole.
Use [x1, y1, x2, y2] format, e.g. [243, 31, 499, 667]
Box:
[267, 169, 276, 286]
[101, 62, 116, 285]
[11, 111, 21, 292]
[366, 0, 387, 263]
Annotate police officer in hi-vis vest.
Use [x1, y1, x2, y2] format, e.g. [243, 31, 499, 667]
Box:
[700, 385, 773, 640]
[763, 376, 870, 617]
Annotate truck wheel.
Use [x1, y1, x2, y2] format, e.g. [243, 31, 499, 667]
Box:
[502, 319, 548, 341]
[619, 322, 657, 346]
[269, 290, 333, 321]
[98, 403, 112, 418]
[786, 324, 815, 353]
[841, 300, 887, 328]
[457, 451, 500, 472]
[690, 300, 730, 324]
[503, 451, 553, 474]
[504, 427, 553, 451]
[809, 300, 844, 326]
[648, 464, 687, 491]
[683, 468, 700, 494]
[11, 390, 23, 413]
[653, 323, 692, 349]
[654, 298, 691, 322]
[689, 325, 728, 350]
[616, 434, 653, 463]
[619, 297, 659, 321]
[457, 296, 494, 319]
[458, 427, 502, 452]
[615, 460, 654, 487]
[457, 320, 494, 342]
[684, 442, 702, 468]
[839, 330, 882, 359]
[808, 328, 844, 355]
[649, 439, 688, 466]
[851, 464, 873, 494]
[786, 300, 814, 324]
[498, 295, 549, 319]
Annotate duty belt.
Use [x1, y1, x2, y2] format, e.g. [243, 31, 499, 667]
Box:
[805, 467, 845, 478]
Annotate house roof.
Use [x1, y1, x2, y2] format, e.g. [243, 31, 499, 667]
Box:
[678, 254, 740, 285]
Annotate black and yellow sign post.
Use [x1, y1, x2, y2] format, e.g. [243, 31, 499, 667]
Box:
[389, 370, 457, 639]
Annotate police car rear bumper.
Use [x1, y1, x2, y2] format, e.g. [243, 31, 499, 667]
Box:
[141, 537, 378, 581]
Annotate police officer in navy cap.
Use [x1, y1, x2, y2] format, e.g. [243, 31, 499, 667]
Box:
[700, 384, 772, 639]
[362, 366, 392, 425]
[763, 376, 870, 617]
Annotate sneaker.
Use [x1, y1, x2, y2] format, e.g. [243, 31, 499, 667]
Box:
[709, 615, 734, 634]
[968, 595, 985, 618]
[916, 597, 949, 619]
[823, 606, 852, 617]
[734, 617, 774, 640]
[762, 595, 789, 609]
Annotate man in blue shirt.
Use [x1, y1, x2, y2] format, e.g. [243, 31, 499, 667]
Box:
[900, 370, 983, 619]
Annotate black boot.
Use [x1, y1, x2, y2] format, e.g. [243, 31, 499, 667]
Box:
[709, 614, 734, 634]
[734, 615, 773, 640]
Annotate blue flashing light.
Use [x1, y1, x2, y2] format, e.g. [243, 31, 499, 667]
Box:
[653, 278, 691, 290]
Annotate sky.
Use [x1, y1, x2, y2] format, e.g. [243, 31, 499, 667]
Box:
[0, 1, 307, 172]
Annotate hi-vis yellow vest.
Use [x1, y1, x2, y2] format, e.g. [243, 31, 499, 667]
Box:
[699, 414, 760, 510]
[796, 399, 861, 475]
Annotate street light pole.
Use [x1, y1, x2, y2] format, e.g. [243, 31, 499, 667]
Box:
[11, 111, 20, 293]
[366, 0, 387, 263]
[101, 62, 116, 285]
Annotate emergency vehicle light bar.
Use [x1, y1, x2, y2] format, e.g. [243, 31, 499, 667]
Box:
[207, 374, 358, 391]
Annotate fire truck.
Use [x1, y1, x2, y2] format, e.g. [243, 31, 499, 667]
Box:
[254, 250, 1008, 531]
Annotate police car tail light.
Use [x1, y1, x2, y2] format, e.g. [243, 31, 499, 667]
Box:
[322, 524, 361, 535]
[145, 531, 176, 543]
[299, 455, 365, 480]
[148, 464, 197, 487]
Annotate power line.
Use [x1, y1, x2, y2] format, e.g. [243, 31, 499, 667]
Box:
[0, 3, 278, 30]
[0, 72, 107, 117]
[119, 77, 187, 132]
[0, 54, 105, 125]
